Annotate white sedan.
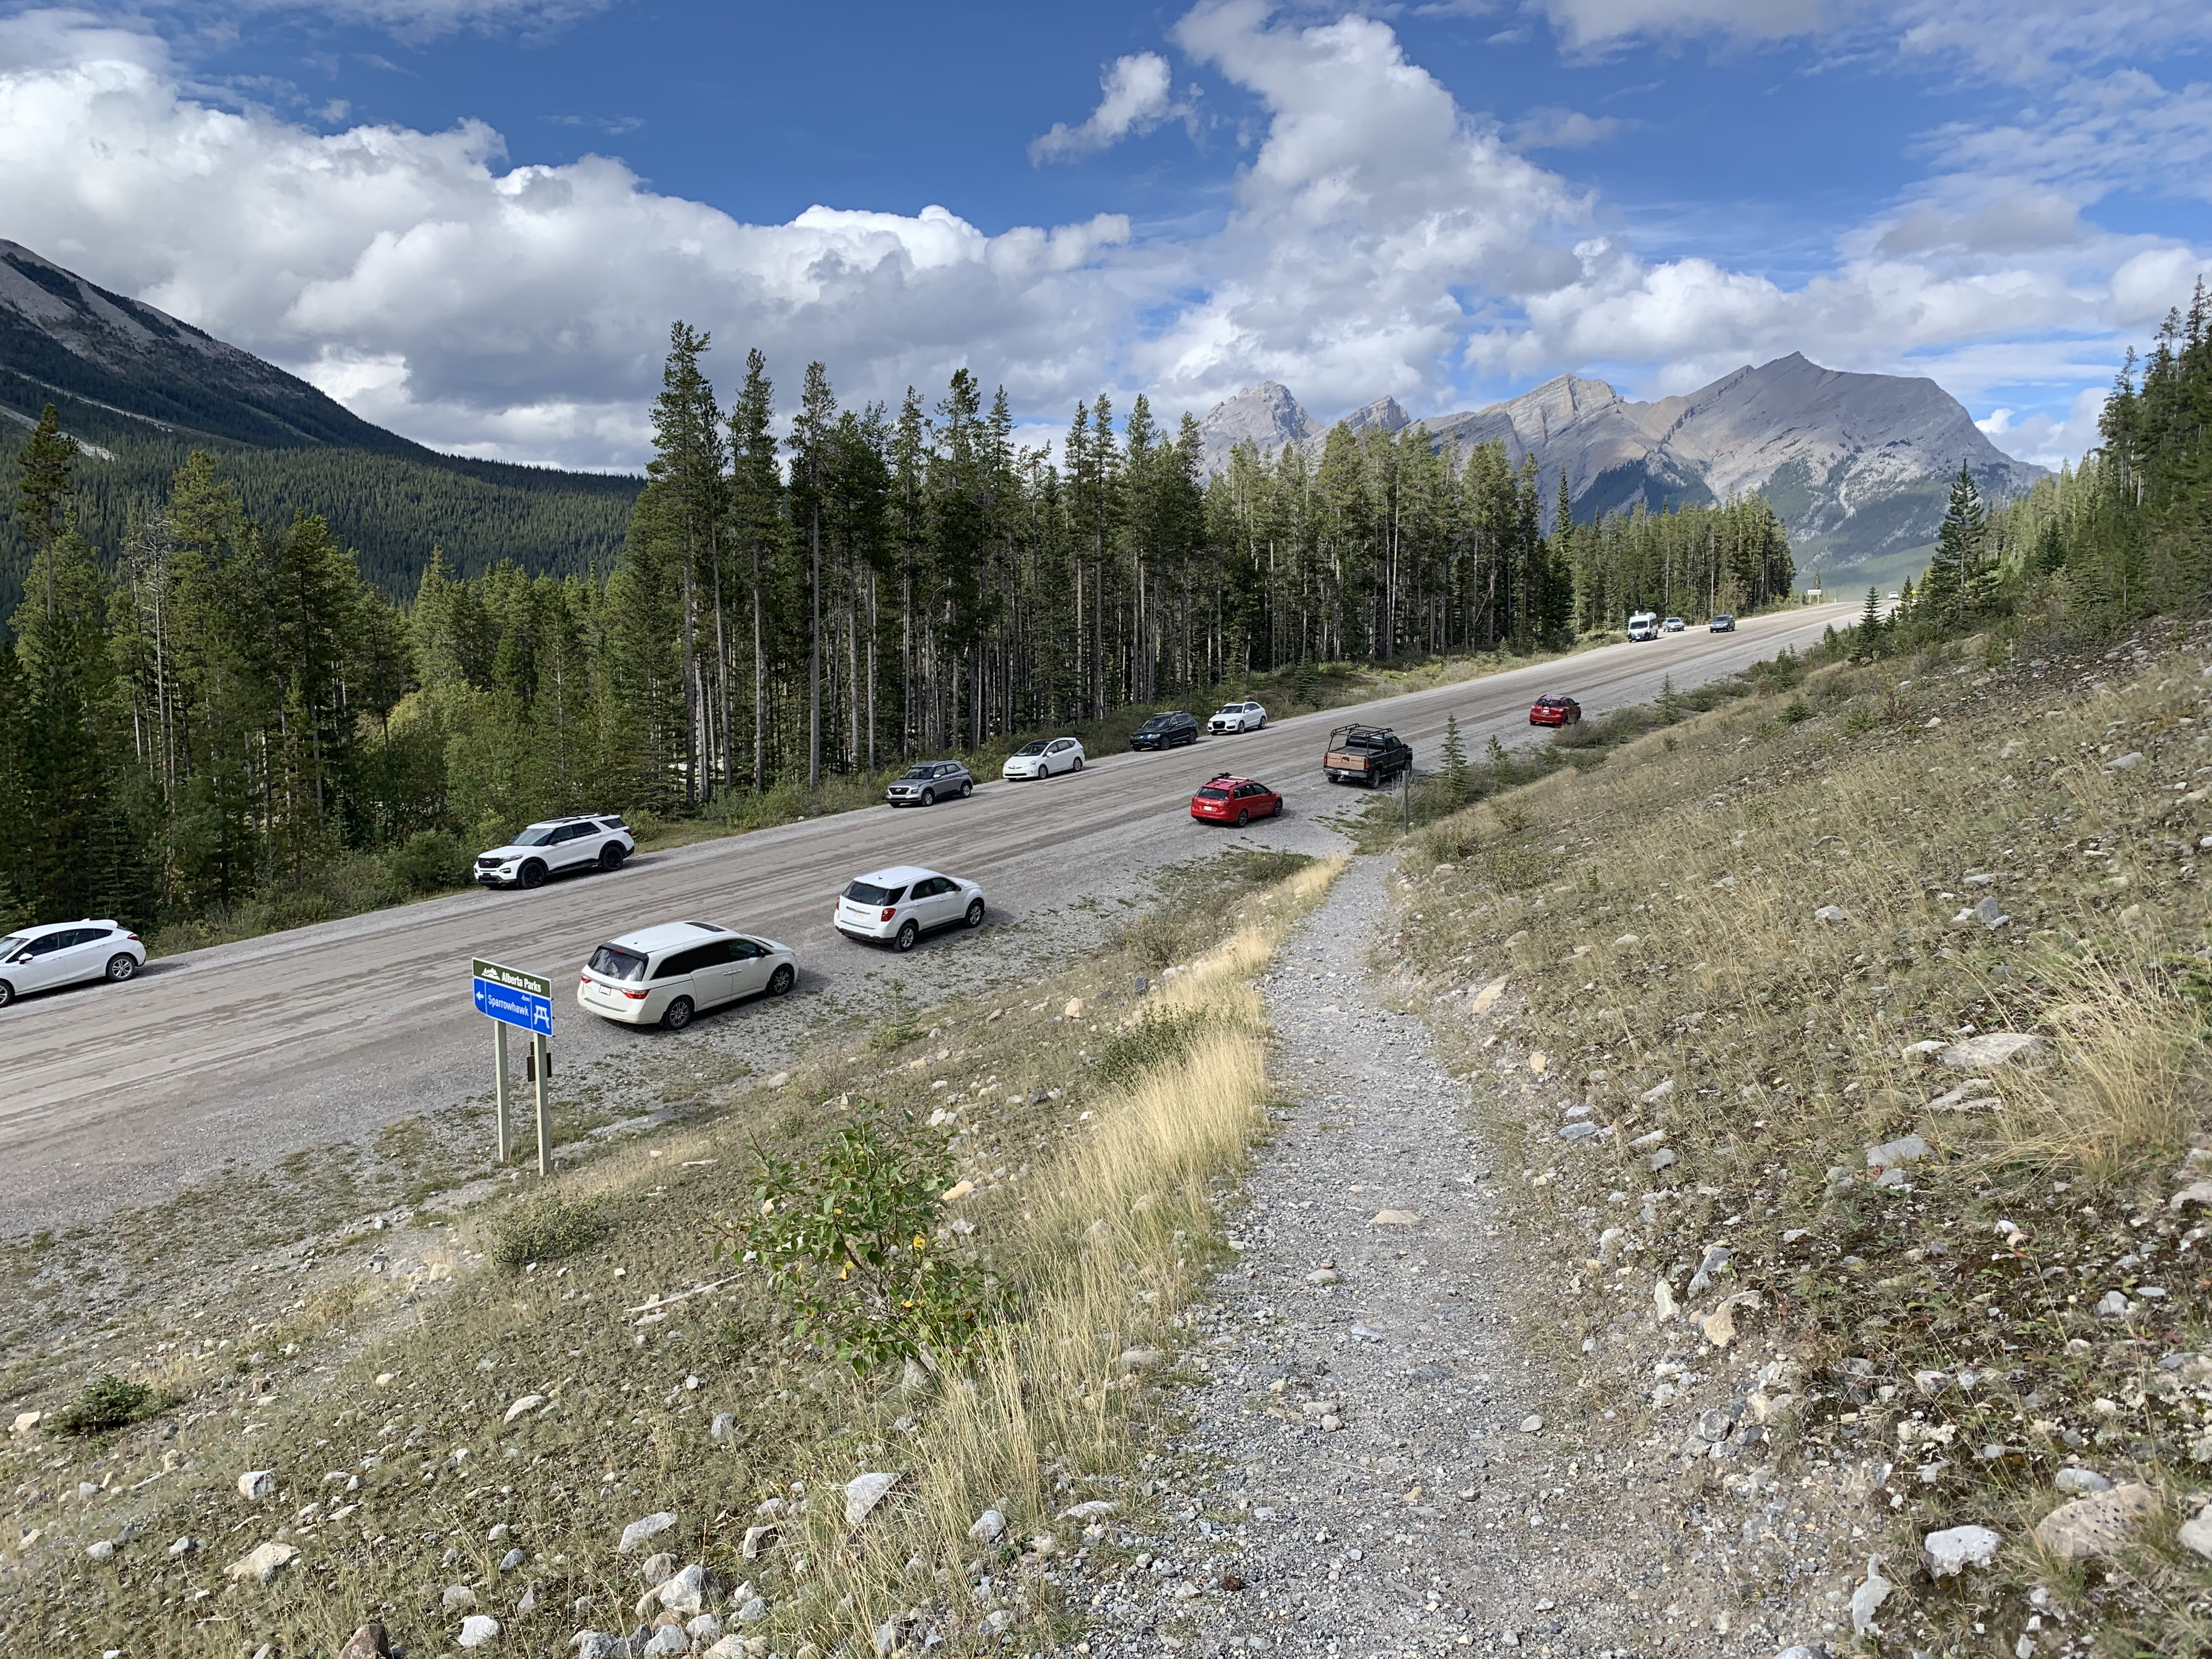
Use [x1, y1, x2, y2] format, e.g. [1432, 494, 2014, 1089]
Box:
[578, 921, 796, 1030]
[834, 865, 986, 952]
[0, 919, 145, 1007]
[1003, 736, 1086, 779]
[1207, 700, 1267, 733]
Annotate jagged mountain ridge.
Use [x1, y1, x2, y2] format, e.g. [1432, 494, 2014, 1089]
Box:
[1197, 355, 2045, 583]
[0, 240, 640, 617]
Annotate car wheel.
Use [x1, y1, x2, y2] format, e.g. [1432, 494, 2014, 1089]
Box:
[105, 954, 137, 983]
[767, 963, 794, 996]
[964, 899, 985, 929]
[661, 996, 694, 1031]
[894, 921, 919, 952]
[1073, 755, 1083, 772]
[520, 860, 547, 889]
[960, 780, 973, 798]
[1235, 809, 1250, 827]
[600, 843, 627, 870]
[921, 788, 936, 806]
[0, 980, 13, 1008]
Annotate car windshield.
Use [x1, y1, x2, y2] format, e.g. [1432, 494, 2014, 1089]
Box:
[587, 944, 647, 982]
[512, 824, 560, 847]
[0, 934, 24, 956]
[1195, 787, 1229, 801]
[1137, 716, 1170, 731]
[1215, 706, 1242, 716]
[844, 880, 907, 906]
[898, 766, 934, 780]
[1015, 741, 1048, 757]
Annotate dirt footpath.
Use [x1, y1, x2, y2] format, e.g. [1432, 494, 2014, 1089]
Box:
[1084, 855, 1764, 1659]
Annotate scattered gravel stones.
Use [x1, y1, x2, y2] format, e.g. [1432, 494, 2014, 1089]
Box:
[1922, 1524, 2002, 1576]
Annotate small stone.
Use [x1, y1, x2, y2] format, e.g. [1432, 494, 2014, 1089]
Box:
[238, 1470, 275, 1501]
[488, 1523, 512, 1543]
[844, 1471, 902, 1528]
[1307, 1267, 1341, 1285]
[225, 1541, 300, 1584]
[733, 1595, 769, 1623]
[1059, 1500, 1117, 1521]
[1812, 905, 1846, 924]
[967, 1508, 1006, 1544]
[2168, 1178, 2212, 1211]
[2054, 1468, 2113, 1495]
[1063, 998, 1084, 1020]
[518, 1582, 540, 1615]
[2095, 1290, 2134, 1319]
[687, 1613, 723, 1643]
[1559, 1121, 1603, 1141]
[1686, 1244, 1731, 1296]
[939, 1178, 974, 1203]
[740, 1524, 778, 1559]
[338, 1623, 392, 1659]
[459, 1613, 502, 1649]
[1116, 1347, 1163, 1373]
[655, 1564, 708, 1613]
[1647, 1148, 1678, 1172]
[1865, 1134, 1930, 1170]
[1774, 1647, 1829, 1659]
[500, 1547, 526, 1573]
[85, 1539, 115, 1562]
[1370, 1209, 1420, 1226]
[871, 1621, 899, 1658]
[703, 1640, 747, 1659]
[1639, 1077, 1674, 1105]
[710, 1412, 736, 1438]
[1697, 1408, 1733, 1442]
[639, 1551, 675, 1584]
[1938, 1032, 2044, 1071]
[446, 1585, 481, 1610]
[644, 1627, 686, 1658]
[504, 1394, 548, 1423]
[2179, 1504, 2212, 1561]
[1847, 1556, 1891, 1635]
[2032, 1481, 2159, 1560]
[10, 1410, 42, 1435]
[1922, 1524, 2001, 1576]
[572, 1635, 618, 1659]
[618, 1512, 678, 1554]
[1519, 1414, 1543, 1434]
[763, 1071, 790, 1089]
[1973, 896, 2009, 929]
[167, 1536, 199, 1558]
[2106, 750, 2143, 770]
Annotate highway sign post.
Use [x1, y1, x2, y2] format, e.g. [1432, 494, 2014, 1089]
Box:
[472, 958, 554, 1177]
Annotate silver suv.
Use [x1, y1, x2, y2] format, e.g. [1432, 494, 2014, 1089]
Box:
[476, 815, 634, 889]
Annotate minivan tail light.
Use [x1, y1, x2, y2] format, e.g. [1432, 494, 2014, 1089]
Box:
[622, 987, 647, 1001]
[881, 907, 896, 922]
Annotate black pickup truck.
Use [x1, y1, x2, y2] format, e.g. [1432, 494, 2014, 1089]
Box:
[1322, 724, 1412, 787]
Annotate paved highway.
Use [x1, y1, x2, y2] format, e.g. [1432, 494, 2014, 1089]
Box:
[0, 603, 1854, 1233]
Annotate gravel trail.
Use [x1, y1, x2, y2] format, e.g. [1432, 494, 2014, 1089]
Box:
[1086, 855, 1738, 1658]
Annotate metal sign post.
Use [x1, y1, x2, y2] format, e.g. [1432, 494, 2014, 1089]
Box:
[472, 958, 555, 1176]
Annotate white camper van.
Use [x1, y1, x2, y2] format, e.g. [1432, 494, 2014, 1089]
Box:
[1626, 611, 1660, 642]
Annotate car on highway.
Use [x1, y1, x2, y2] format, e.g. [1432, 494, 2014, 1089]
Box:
[1207, 700, 1267, 734]
[1130, 710, 1201, 751]
[836, 865, 986, 952]
[1002, 737, 1085, 780]
[1528, 694, 1582, 727]
[1662, 616, 1686, 633]
[1190, 774, 1283, 826]
[475, 815, 633, 889]
[0, 920, 145, 1008]
[1627, 611, 1660, 641]
[578, 921, 795, 1031]
[1323, 724, 1413, 787]
[1709, 613, 1736, 633]
[887, 761, 974, 806]
[1888, 591, 1901, 601]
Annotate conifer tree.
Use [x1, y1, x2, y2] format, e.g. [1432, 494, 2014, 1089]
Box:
[1857, 586, 1884, 657]
[1440, 712, 1470, 803]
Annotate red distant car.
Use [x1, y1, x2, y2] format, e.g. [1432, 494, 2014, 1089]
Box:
[1529, 695, 1582, 727]
[1190, 774, 1283, 827]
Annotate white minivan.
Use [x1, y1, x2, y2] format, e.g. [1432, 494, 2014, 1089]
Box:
[577, 921, 796, 1030]
[0, 920, 145, 1007]
[1627, 611, 1660, 641]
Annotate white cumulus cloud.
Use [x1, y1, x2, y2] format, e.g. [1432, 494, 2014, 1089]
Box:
[1029, 51, 1189, 162]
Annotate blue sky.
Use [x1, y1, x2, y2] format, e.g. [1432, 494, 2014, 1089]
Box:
[2, 1, 2208, 470]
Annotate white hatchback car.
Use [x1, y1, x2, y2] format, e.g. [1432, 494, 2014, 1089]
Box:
[1002, 737, 1086, 780]
[833, 865, 986, 952]
[1208, 700, 1267, 733]
[477, 814, 634, 889]
[0, 919, 145, 1007]
[577, 920, 796, 1030]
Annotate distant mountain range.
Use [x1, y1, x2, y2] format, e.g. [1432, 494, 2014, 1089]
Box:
[1197, 355, 2046, 588]
[0, 240, 639, 619]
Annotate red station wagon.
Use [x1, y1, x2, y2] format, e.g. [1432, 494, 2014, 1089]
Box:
[1190, 774, 1283, 827]
[1529, 695, 1583, 727]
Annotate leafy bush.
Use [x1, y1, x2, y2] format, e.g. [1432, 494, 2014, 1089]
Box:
[53, 1374, 176, 1437]
[490, 1194, 607, 1268]
[385, 831, 469, 895]
[717, 1112, 1007, 1374]
[1094, 1009, 1209, 1087]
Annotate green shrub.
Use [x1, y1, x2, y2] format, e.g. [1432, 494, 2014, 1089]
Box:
[489, 1194, 607, 1268]
[53, 1374, 176, 1437]
[1094, 1009, 1209, 1087]
[386, 831, 469, 895]
[716, 1112, 1007, 1374]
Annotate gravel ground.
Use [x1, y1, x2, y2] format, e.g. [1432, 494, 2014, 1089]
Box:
[1077, 855, 1764, 1659]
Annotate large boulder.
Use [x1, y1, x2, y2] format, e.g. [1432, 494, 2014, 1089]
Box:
[2032, 1482, 2159, 1561]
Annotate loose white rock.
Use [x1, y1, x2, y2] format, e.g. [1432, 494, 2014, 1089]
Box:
[503, 1395, 547, 1424]
[444, 1585, 479, 1609]
[1938, 1032, 2045, 1071]
[1923, 1524, 2001, 1576]
[618, 1512, 677, 1554]
[2179, 1504, 2212, 1561]
[2033, 1482, 2159, 1560]
[2054, 1468, 2113, 1496]
[844, 1470, 902, 1528]
[1812, 905, 1846, 924]
[85, 1539, 114, 1562]
[225, 1541, 300, 1584]
[655, 1564, 708, 1613]
[238, 1470, 275, 1501]
[1865, 1134, 1931, 1170]
[968, 1508, 1007, 1544]
[1848, 1556, 1892, 1635]
[458, 1615, 501, 1649]
[1519, 1414, 1543, 1434]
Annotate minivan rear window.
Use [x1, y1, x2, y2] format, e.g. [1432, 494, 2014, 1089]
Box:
[844, 880, 906, 906]
[587, 945, 647, 981]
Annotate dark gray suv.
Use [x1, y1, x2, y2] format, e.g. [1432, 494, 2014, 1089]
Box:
[1130, 710, 1200, 751]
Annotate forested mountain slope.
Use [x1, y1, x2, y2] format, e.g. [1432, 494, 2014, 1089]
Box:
[0, 240, 639, 615]
[1199, 354, 2045, 590]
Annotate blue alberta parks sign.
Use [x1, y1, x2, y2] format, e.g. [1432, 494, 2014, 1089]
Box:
[472, 957, 554, 1034]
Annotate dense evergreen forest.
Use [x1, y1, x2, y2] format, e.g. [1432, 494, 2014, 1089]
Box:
[1863, 283, 2212, 653]
[0, 324, 1797, 941]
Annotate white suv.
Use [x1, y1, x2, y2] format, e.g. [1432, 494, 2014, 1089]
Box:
[578, 921, 795, 1030]
[834, 865, 986, 952]
[0, 920, 145, 1007]
[476, 815, 634, 889]
[1209, 700, 1267, 733]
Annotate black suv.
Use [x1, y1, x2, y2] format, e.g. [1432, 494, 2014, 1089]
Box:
[1130, 710, 1200, 751]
